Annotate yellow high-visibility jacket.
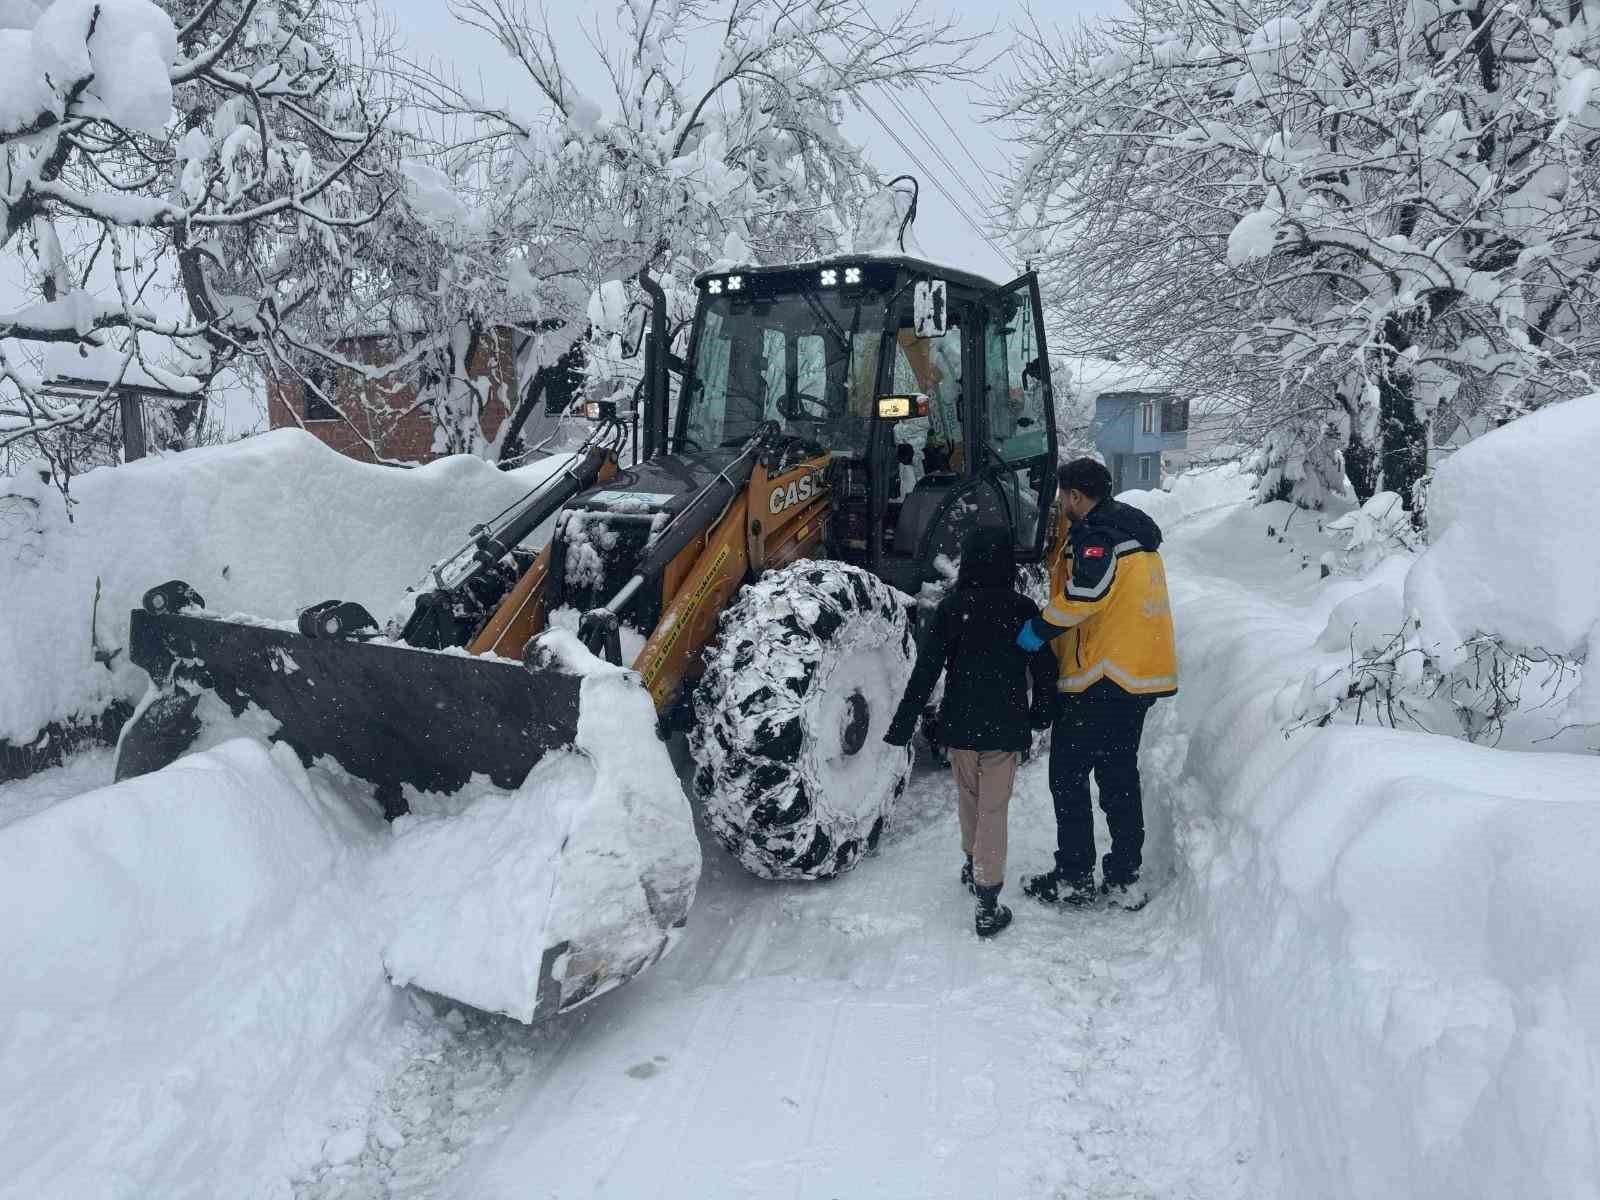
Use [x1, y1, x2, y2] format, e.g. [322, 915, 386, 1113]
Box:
[1041, 498, 1178, 697]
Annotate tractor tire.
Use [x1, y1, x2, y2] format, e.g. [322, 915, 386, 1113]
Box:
[690, 560, 916, 880]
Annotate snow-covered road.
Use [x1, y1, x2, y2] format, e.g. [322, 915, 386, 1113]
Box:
[0, 494, 1271, 1200]
[293, 726, 1264, 1200]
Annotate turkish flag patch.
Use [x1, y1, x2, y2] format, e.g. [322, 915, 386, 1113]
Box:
[1082, 545, 1107, 559]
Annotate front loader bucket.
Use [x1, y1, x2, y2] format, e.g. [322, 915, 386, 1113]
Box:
[119, 607, 583, 801]
[118, 605, 701, 1025]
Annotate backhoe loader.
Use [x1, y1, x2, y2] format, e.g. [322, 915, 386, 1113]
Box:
[117, 252, 1059, 1019]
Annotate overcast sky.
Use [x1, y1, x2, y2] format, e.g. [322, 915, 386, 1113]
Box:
[372, 0, 1123, 281]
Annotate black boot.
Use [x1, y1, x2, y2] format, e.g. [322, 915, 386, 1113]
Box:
[974, 883, 1013, 938]
[1020, 868, 1097, 907]
[959, 854, 976, 895]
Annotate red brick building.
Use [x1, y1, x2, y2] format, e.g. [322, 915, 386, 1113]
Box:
[266, 327, 519, 463]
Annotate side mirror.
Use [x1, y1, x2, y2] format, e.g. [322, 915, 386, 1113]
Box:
[626, 306, 650, 358]
[876, 393, 930, 420]
[913, 280, 948, 338]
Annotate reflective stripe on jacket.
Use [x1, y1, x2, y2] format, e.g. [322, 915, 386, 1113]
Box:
[1042, 498, 1178, 697]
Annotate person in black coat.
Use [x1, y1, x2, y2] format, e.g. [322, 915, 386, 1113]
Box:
[884, 526, 1057, 938]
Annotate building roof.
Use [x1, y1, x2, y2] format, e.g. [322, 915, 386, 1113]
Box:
[43, 341, 200, 396]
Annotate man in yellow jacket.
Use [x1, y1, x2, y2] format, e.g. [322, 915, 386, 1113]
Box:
[1015, 458, 1178, 910]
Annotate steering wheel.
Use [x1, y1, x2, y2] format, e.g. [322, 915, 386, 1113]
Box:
[780, 391, 829, 422]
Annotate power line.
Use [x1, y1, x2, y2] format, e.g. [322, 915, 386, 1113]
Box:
[859, 102, 1020, 272]
[875, 85, 1004, 231]
[853, 2, 1010, 216]
[773, 8, 1019, 272]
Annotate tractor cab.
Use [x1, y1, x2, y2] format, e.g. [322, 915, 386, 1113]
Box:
[675, 255, 1057, 593]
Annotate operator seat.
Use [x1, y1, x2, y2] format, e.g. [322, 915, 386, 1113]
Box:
[893, 471, 960, 557]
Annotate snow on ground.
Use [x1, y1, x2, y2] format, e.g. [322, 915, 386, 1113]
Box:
[1142, 487, 1600, 1199]
[0, 739, 402, 1200]
[0, 675, 694, 1199]
[5, 446, 1597, 1199]
[0, 430, 570, 748]
[293, 746, 1267, 1200]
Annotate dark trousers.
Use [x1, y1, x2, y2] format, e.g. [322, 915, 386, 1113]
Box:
[1047, 690, 1152, 886]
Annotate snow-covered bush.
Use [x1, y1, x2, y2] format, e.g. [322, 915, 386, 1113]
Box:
[1320, 491, 1420, 577]
[1295, 394, 1598, 747]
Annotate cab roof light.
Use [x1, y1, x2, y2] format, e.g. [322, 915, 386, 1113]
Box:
[819, 268, 838, 286]
[726, 274, 743, 291]
[707, 278, 723, 294]
[843, 266, 861, 284]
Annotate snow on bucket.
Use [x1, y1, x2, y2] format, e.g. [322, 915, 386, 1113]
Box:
[374, 633, 701, 1022]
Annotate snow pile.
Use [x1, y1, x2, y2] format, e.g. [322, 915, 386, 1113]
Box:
[1283, 396, 1598, 738]
[1158, 497, 1600, 1198]
[0, 430, 569, 747]
[0, 738, 400, 1198]
[0, 658, 700, 1192]
[378, 636, 700, 1022]
[1116, 460, 1253, 530]
[1406, 393, 1600, 687]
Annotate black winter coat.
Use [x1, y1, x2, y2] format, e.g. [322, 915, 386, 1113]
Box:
[885, 529, 1057, 752]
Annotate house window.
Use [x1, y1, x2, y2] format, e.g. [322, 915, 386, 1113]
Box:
[1141, 402, 1155, 434]
[303, 364, 339, 421]
[1162, 398, 1190, 433]
[1138, 454, 1155, 482]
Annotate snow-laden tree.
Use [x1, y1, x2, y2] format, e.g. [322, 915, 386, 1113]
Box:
[0, 0, 396, 485]
[378, 0, 981, 461]
[1005, 0, 1600, 508]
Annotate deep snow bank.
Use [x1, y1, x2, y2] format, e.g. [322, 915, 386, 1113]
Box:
[1406, 392, 1600, 722]
[0, 656, 697, 1195]
[1158, 496, 1600, 1199]
[1115, 460, 1252, 530]
[0, 738, 399, 1200]
[0, 431, 568, 746]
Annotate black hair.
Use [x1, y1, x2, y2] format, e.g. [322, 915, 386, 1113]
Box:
[1058, 457, 1112, 502]
[956, 525, 1016, 590]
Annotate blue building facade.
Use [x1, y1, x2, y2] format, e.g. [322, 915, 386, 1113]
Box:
[1092, 390, 1190, 494]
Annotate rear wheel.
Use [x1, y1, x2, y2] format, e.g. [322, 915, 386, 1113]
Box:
[690, 560, 916, 880]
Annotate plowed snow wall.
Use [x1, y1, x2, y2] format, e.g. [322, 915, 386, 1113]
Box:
[0, 431, 567, 750]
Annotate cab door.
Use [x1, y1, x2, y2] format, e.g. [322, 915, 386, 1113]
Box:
[978, 272, 1057, 560]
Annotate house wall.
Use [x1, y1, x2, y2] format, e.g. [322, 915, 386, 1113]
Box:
[1093, 390, 1188, 491]
[266, 327, 518, 464]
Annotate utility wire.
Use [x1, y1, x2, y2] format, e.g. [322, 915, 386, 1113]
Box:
[774, 9, 1019, 272]
[861, 102, 1019, 272]
[854, 2, 1010, 216]
[875, 85, 1004, 230]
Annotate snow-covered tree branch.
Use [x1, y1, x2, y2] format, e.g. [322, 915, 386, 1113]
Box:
[0, 0, 399, 482]
[1003, 0, 1600, 509]
[369, 0, 984, 460]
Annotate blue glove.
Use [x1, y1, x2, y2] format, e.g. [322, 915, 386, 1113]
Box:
[1016, 622, 1046, 653]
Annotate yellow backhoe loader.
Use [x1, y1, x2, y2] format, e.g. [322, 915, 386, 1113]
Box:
[116, 251, 1060, 1018]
